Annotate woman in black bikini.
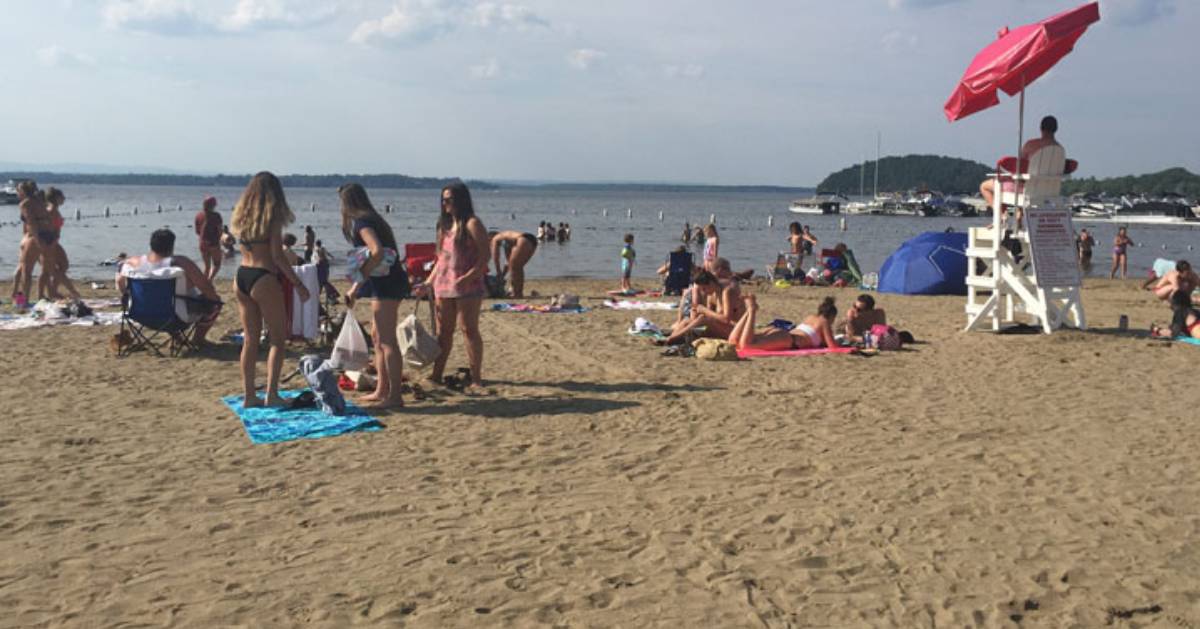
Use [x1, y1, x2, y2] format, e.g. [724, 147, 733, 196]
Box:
[488, 230, 537, 298]
[11, 181, 49, 304]
[341, 183, 408, 409]
[230, 172, 310, 408]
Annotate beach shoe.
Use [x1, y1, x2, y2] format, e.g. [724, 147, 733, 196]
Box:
[287, 390, 318, 410]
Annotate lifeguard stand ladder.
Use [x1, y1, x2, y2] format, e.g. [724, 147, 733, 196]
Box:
[964, 146, 1086, 334]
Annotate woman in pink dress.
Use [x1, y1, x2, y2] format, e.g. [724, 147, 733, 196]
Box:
[428, 182, 489, 393]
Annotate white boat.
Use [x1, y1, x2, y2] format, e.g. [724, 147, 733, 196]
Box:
[1, 180, 18, 205]
[789, 192, 847, 215]
[1072, 193, 1199, 225]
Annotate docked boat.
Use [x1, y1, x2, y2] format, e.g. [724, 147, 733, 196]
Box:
[789, 192, 847, 215]
[1073, 193, 1199, 225]
[1, 180, 19, 205]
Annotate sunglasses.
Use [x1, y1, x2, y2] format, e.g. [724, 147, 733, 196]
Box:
[441, 196, 454, 205]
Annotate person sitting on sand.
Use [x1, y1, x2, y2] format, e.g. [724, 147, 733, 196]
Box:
[490, 230, 537, 298]
[1151, 289, 1200, 340]
[1146, 260, 1198, 303]
[841, 294, 887, 343]
[116, 228, 222, 344]
[660, 269, 722, 345]
[728, 294, 838, 351]
[659, 258, 745, 344]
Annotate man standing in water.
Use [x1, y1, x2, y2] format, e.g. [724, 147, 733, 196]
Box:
[1076, 228, 1095, 274]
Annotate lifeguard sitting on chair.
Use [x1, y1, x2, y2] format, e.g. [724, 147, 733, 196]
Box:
[979, 115, 1076, 230]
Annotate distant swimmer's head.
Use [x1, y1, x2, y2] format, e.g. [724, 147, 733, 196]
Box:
[150, 228, 176, 257]
[1041, 115, 1058, 135]
[232, 172, 294, 242]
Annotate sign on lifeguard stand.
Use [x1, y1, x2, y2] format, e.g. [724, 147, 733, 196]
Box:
[964, 146, 1086, 333]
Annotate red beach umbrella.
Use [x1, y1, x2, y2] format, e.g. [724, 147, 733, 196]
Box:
[944, 2, 1100, 166]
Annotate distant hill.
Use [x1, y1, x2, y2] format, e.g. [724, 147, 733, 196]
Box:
[1064, 167, 1200, 198]
[818, 155, 990, 195]
[0, 172, 497, 190]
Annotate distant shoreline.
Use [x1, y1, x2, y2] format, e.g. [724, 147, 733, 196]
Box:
[0, 171, 813, 195]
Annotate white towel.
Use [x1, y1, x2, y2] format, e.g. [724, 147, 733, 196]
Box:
[291, 264, 320, 340]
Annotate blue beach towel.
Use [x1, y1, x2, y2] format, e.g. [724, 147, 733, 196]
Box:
[222, 390, 383, 444]
[1176, 336, 1200, 346]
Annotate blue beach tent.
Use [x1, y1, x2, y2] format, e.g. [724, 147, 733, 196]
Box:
[877, 232, 969, 296]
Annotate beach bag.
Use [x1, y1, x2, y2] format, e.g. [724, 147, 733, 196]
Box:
[398, 298, 440, 370]
[692, 338, 739, 361]
[298, 355, 346, 416]
[871, 324, 902, 351]
[330, 315, 370, 370]
[484, 274, 507, 299]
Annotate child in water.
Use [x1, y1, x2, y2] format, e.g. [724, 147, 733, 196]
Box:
[620, 233, 636, 292]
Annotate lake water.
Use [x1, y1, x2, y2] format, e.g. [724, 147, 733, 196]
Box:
[2, 184, 1198, 283]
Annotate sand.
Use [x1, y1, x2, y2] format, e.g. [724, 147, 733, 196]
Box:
[1, 276, 1198, 628]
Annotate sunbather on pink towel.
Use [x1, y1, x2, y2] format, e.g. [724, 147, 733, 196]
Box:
[728, 294, 837, 351]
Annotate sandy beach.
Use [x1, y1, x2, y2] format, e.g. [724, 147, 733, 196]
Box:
[1, 276, 1198, 628]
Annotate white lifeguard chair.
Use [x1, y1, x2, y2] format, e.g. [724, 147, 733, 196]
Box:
[965, 145, 1086, 333]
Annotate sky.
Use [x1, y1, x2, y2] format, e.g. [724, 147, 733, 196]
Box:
[2, 0, 1197, 186]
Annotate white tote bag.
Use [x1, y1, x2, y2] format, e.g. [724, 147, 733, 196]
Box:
[330, 315, 370, 371]
[398, 297, 440, 370]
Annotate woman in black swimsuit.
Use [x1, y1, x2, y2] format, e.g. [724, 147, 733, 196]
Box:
[230, 172, 310, 408]
[11, 181, 49, 303]
[488, 230, 537, 298]
[340, 182, 408, 409]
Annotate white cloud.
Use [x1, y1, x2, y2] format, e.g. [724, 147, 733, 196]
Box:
[468, 2, 547, 29]
[469, 57, 501, 79]
[663, 64, 704, 79]
[102, 0, 209, 35]
[566, 48, 605, 71]
[881, 30, 918, 54]
[37, 45, 98, 68]
[351, 0, 548, 46]
[219, 0, 336, 33]
[1101, 0, 1175, 26]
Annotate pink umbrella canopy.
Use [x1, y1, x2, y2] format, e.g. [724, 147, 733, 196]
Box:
[944, 2, 1100, 122]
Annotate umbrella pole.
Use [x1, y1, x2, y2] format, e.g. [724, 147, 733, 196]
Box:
[1017, 73, 1026, 174]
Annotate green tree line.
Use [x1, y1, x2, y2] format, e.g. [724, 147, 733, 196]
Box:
[1062, 167, 1200, 198]
[817, 155, 991, 195]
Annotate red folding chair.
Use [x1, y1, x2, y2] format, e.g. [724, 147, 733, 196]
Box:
[404, 243, 437, 284]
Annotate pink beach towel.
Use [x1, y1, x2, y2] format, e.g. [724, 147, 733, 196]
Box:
[736, 346, 856, 359]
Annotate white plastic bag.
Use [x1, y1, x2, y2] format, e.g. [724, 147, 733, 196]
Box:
[398, 299, 440, 370]
[330, 316, 370, 370]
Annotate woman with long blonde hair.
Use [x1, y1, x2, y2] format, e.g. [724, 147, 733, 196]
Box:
[231, 172, 309, 407]
[428, 181, 488, 393]
[340, 183, 408, 408]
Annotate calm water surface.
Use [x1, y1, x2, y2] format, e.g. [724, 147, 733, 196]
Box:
[2, 184, 1198, 283]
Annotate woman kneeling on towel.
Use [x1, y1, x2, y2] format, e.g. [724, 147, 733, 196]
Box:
[728, 294, 837, 351]
[231, 172, 310, 408]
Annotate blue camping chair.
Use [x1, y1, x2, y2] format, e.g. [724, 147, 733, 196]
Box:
[663, 250, 694, 295]
[119, 277, 220, 357]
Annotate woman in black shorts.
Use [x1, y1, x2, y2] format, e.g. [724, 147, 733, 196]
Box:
[341, 182, 409, 409]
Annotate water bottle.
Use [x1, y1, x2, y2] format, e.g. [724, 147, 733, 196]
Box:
[863, 331, 874, 349]
[1118, 315, 1128, 332]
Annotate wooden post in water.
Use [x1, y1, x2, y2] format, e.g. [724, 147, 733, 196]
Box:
[157, 204, 162, 213]
[768, 215, 774, 227]
[133, 206, 138, 216]
[385, 204, 391, 214]
[177, 204, 183, 212]
[104, 206, 110, 218]
[74, 209, 81, 221]
[709, 213, 716, 225]
[311, 202, 317, 213]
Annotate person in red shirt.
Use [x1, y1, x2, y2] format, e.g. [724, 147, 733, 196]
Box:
[193, 195, 223, 281]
